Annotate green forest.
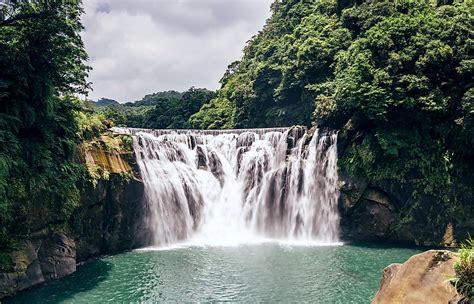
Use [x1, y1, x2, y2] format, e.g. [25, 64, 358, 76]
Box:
[95, 87, 216, 129]
[0, 0, 473, 291]
[0, 1, 92, 260]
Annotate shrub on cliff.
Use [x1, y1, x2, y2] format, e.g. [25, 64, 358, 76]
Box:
[450, 237, 474, 302]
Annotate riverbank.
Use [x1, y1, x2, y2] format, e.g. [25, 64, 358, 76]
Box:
[0, 134, 149, 299]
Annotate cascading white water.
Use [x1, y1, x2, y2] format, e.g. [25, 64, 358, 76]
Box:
[114, 127, 340, 246]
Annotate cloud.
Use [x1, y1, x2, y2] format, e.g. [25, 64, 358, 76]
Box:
[81, 0, 273, 102]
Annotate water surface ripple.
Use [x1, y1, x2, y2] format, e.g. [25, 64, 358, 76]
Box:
[6, 243, 421, 303]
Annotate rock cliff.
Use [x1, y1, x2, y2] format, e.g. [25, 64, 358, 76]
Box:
[0, 232, 76, 298]
[338, 173, 472, 247]
[0, 134, 150, 298]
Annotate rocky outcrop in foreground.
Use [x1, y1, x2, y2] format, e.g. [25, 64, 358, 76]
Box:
[372, 250, 459, 304]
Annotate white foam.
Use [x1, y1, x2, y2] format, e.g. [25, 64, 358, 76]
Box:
[128, 127, 341, 248]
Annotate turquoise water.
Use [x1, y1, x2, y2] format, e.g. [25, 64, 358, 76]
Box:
[6, 243, 420, 303]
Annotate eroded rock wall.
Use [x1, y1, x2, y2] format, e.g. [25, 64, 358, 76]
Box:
[0, 232, 76, 298]
[71, 174, 149, 261]
[338, 173, 472, 246]
[336, 123, 473, 248]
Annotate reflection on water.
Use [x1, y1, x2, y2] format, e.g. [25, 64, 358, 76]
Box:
[6, 243, 421, 304]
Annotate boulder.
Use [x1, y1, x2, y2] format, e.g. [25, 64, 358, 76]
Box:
[372, 250, 459, 304]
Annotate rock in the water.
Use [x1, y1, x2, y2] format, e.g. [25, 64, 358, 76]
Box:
[0, 232, 76, 298]
[38, 232, 76, 281]
[372, 250, 459, 304]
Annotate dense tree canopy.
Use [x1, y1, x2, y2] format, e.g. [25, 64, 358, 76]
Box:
[0, 1, 92, 253]
[317, 1, 473, 189]
[193, 0, 472, 132]
[191, 0, 350, 128]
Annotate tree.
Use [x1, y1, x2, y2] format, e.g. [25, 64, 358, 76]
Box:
[0, 0, 90, 251]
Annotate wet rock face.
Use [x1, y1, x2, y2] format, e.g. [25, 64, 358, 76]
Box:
[372, 250, 458, 304]
[0, 232, 76, 298]
[38, 233, 76, 280]
[339, 175, 398, 242]
[196, 145, 225, 186]
[72, 173, 148, 262]
[338, 173, 471, 246]
[286, 126, 306, 152]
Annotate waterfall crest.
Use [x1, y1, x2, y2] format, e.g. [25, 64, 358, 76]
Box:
[114, 127, 340, 246]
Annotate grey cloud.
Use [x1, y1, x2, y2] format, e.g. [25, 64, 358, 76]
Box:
[81, 0, 273, 102]
[109, 0, 272, 35]
[96, 2, 110, 13]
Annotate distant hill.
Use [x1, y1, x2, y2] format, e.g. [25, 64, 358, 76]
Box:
[134, 90, 184, 107]
[95, 87, 216, 129]
[90, 91, 184, 108]
[92, 98, 120, 107]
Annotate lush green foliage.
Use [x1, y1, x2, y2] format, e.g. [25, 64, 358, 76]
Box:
[97, 87, 216, 129]
[450, 237, 473, 301]
[0, 251, 13, 272]
[193, 0, 352, 128]
[0, 1, 91, 250]
[190, 96, 234, 129]
[196, 1, 472, 175]
[75, 102, 110, 141]
[321, 1, 473, 185]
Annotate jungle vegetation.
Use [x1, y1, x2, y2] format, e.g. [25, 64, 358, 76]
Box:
[0, 0, 107, 264]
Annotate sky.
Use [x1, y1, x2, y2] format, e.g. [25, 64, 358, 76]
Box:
[81, 0, 274, 103]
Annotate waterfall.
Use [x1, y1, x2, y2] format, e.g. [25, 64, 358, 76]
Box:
[114, 127, 340, 246]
